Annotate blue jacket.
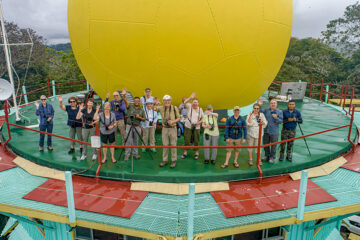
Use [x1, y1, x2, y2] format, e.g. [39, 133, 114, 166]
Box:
[283, 109, 302, 130]
[36, 103, 54, 126]
[225, 116, 247, 140]
[105, 99, 126, 120]
[262, 108, 283, 135]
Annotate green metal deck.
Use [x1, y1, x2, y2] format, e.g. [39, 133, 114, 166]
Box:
[2, 94, 357, 182]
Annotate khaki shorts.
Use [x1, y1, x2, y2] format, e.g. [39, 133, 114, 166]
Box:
[227, 139, 242, 153]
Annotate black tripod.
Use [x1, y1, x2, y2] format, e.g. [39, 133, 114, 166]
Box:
[119, 119, 153, 161]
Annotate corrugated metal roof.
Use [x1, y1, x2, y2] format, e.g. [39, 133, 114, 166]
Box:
[0, 166, 360, 236]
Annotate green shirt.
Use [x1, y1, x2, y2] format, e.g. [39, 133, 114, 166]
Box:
[127, 104, 145, 126]
[203, 115, 219, 136]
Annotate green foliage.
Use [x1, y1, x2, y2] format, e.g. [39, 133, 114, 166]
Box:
[0, 21, 85, 104]
[322, 2, 360, 56]
[48, 43, 72, 52]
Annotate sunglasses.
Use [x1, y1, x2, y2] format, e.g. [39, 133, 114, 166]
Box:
[254, 108, 259, 110]
[41, 99, 46, 101]
[113, 95, 119, 97]
[69, 101, 76, 103]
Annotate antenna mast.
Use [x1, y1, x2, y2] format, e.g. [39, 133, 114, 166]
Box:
[0, 2, 20, 121]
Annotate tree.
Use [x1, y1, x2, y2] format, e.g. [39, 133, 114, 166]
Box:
[0, 21, 49, 102]
[275, 38, 347, 83]
[322, 2, 360, 56]
[46, 48, 86, 95]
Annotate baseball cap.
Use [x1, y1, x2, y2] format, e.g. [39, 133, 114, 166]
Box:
[207, 104, 213, 110]
[146, 99, 154, 104]
[233, 106, 240, 111]
[163, 95, 172, 100]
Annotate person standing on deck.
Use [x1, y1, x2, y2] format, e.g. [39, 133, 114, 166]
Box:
[280, 100, 303, 162]
[122, 90, 146, 161]
[58, 96, 83, 154]
[35, 95, 54, 151]
[259, 99, 283, 164]
[76, 98, 100, 161]
[141, 100, 158, 153]
[155, 95, 180, 168]
[222, 106, 247, 168]
[246, 103, 267, 166]
[181, 93, 203, 160]
[202, 105, 219, 165]
[105, 91, 126, 144]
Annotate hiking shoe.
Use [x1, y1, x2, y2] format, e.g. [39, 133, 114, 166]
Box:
[279, 154, 284, 161]
[80, 148, 83, 153]
[68, 148, 75, 154]
[204, 160, 209, 164]
[269, 157, 275, 164]
[92, 154, 97, 161]
[124, 155, 129, 161]
[160, 161, 168, 167]
[287, 155, 293, 162]
[211, 160, 216, 165]
[262, 156, 269, 162]
[170, 162, 176, 168]
[80, 154, 87, 161]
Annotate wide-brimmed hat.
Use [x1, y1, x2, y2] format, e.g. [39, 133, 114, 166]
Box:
[163, 95, 172, 100]
[233, 106, 240, 111]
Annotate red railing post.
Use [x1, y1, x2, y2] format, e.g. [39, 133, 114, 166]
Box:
[257, 122, 263, 183]
[3, 101, 11, 152]
[348, 106, 356, 153]
[319, 78, 324, 102]
[309, 77, 313, 98]
[95, 122, 102, 178]
[349, 88, 355, 116]
[46, 76, 51, 98]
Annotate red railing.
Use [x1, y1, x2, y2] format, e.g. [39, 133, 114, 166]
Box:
[3, 102, 356, 182]
[2, 78, 358, 182]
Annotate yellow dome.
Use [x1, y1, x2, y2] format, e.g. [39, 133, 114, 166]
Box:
[68, 0, 292, 109]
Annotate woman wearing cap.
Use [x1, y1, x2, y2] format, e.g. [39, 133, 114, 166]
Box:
[246, 103, 267, 166]
[154, 95, 180, 168]
[202, 105, 219, 164]
[99, 102, 117, 163]
[141, 100, 158, 152]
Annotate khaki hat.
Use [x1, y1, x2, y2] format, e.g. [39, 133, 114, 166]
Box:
[206, 104, 213, 110]
[233, 106, 240, 111]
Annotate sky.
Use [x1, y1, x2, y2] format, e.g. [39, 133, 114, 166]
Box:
[1, 0, 359, 44]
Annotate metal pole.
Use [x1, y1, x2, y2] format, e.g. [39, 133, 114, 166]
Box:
[52, 80, 56, 97]
[325, 84, 329, 104]
[309, 77, 313, 98]
[65, 171, 76, 225]
[22, 85, 28, 104]
[319, 78, 324, 102]
[327, 83, 332, 103]
[0, 3, 20, 121]
[187, 183, 195, 240]
[348, 106, 356, 153]
[95, 122, 102, 178]
[296, 170, 308, 221]
[86, 81, 90, 92]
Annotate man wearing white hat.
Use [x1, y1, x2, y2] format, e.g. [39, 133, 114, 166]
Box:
[155, 95, 180, 168]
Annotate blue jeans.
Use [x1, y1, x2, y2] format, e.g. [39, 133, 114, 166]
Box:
[39, 124, 53, 147]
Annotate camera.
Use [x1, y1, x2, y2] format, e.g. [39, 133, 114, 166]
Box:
[191, 124, 196, 130]
[129, 114, 135, 122]
[209, 124, 215, 131]
[233, 128, 239, 137]
[149, 121, 154, 126]
[164, 119, 169, 126]
[114, 101, 120, 111]
[256, 115, 261, 124]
